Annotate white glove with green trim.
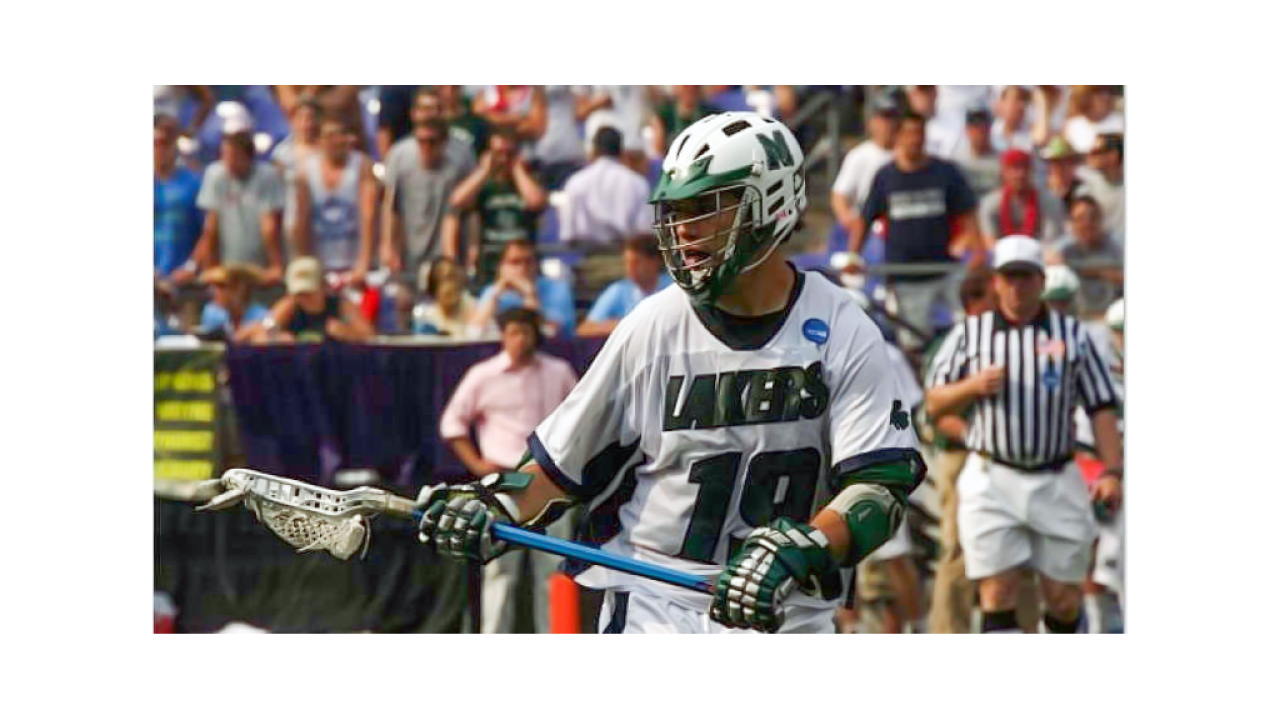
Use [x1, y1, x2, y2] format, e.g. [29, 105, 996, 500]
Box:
[710, 517, 842, 633]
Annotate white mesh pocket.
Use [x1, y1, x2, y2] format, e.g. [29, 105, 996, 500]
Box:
[249, 496, 369, 560]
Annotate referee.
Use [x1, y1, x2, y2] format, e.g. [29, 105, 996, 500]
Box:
[925, 235, 1123, 633]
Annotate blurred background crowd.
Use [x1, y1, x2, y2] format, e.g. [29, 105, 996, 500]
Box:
[154, 85, 1124, 633]
[154, 84, 1123, 352]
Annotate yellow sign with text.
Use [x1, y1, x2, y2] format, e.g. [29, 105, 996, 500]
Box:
[154, 349, 222, 484]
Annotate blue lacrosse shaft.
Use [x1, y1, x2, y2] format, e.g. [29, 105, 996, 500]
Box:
[412, 509, 712, 595]
[495, 524, 714, 595]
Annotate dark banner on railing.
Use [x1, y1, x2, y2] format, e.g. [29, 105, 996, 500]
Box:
[222, 338, 607, 489]
[154, 347, 223, 486]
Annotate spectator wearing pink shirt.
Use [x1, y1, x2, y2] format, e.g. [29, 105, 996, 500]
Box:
[438, 307, 578, 633]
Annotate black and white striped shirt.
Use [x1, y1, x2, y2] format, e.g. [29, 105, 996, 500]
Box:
[928, 307, 1118, 470]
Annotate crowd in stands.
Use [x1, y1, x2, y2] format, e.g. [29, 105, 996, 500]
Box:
[832, 85, 1123, 352]
[154, 85, 833, 345]
[157, 85, 1122, 353]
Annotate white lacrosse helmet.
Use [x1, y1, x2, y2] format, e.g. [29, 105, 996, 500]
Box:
[1105, 297, 1124, 331]
[650, 111, 807, 305]
[1042, 264, 1081, 302]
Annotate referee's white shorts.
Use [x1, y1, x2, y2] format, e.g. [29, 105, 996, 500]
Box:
[957, 454, 1098, 584]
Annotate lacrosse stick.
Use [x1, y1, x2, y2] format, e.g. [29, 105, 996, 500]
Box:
[196, 468, 713, 595]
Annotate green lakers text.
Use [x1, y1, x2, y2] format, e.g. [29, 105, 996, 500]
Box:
[663, 362, 829, 431]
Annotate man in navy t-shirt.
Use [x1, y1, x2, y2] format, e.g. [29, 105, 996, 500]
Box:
[850, 111, 980, 349]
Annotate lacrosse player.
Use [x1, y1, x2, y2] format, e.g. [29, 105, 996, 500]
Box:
[418, 111, 925, 633]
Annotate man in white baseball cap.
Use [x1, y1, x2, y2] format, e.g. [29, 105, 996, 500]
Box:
[285, 255, 323, 295]
[256, 256, 373, 344]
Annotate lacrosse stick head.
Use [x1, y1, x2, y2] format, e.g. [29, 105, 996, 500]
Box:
[197, 468, 385, 560]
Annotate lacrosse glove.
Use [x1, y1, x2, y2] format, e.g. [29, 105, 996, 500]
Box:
[416, 473, 524, 562]
[710, 517, 843, 633]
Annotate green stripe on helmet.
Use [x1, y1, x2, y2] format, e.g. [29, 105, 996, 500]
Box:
[649, 156, 755, 204]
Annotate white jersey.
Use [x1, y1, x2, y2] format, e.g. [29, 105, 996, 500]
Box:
[885, 343, 924, 409]
[531, 270, 920, 612]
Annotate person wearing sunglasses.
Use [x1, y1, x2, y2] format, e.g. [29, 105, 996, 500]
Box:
[380, 116, 466, 277]
[469, 238, 574, 338]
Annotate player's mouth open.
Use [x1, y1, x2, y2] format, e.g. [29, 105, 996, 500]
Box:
[683, 250, 711, 268]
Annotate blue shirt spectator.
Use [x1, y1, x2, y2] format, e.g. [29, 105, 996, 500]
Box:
[200, 302, 269, 336]
[154, 116, 204, 276]
[195, 264, 270, 342]
[478, 276, 575, 337]
[471, 239, 576, 337]
[579, 235, 671, 337]
[587, 274, 672, 322]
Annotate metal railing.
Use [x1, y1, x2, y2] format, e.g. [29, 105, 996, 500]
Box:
[790, 90, 841, 188]
[853, 258, 1125, 276]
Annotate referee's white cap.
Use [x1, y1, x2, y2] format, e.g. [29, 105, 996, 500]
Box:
[993, 235, 1045, 274]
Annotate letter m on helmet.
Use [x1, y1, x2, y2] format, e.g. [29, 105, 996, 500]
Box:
[756, 130, 794, 170]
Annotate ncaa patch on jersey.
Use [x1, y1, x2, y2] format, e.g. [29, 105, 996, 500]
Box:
[802, 318, 829, 346]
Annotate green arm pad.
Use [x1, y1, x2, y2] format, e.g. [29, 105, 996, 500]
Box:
[825, 452, 925, 566]
[490, 471, 534, 492]
[826, 484, 906, 567]
[829, 451, 926, 507]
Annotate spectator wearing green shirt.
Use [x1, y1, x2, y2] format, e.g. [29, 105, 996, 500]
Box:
[649, 85, 716, 155]
[449, 129, 548, 286]
[439, 84, 491, 158]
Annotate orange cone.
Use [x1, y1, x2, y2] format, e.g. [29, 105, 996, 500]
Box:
[548, 572, 580, 634]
